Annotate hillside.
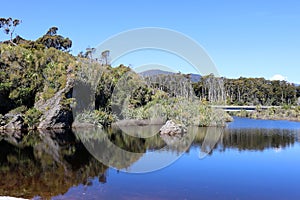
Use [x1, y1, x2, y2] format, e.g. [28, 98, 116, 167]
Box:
[139, 69, 201, 82]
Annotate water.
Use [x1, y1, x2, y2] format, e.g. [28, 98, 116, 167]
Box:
[1, 117, 300, 200]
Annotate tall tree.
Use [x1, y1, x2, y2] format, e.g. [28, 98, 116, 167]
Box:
[36, 27, 72, 51]
[0, 17, 21, 45]
[85, 47, 96, 60]
[101, 50, 111, 66]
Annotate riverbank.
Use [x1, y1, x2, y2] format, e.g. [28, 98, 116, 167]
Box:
[230, 106, 300, 122]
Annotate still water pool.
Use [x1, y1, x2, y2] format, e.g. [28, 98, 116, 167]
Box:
[1, 117, 300, 200]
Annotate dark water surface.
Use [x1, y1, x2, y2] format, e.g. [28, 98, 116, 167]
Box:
[1, 117, 300, 200]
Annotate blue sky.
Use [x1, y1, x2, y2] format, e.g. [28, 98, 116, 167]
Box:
[1, 0, 300, 83]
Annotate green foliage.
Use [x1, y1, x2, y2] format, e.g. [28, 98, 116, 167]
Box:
[234, 106, 300, 121]
[36, 27, 72, 51]
[0, 44, 43, 113]
[24, 108, 42, 129]
[193, 75, 299, 106]
[282, 104, 292, 110]
[0, 43, 75, 114]
[76, 109, 117, 127]
[8, 105, 27, 114]
[95, 64, 131, 110]
[122, 94, 228, 127]
[129, 86, 153, 108]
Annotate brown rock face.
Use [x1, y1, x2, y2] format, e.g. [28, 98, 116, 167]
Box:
[35, 77, 74, 129]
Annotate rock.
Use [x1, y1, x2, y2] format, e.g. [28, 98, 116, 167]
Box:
[35, 76, 74, 129]
[4, 114, 26, 131]
[225, 113, 234, 122]
[0, 121, 5, 126]
[0, 129, 23, 140]
[159, 120, 187, 136]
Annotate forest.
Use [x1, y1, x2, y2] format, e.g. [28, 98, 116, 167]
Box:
[193, 75, 300, 106]
[1, 17, 300, 130]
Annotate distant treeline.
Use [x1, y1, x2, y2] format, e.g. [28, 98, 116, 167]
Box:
[193, 75, 300, 106]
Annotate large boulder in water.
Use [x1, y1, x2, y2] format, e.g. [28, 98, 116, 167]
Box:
[159, 120, 187, 136]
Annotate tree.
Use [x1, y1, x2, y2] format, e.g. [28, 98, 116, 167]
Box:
[0, 17, 21, 45]
[101, 50, 111, 66]
[36, 27, 72, 51]
[85, 47, 96, 60]
[46, 26, 58, 36]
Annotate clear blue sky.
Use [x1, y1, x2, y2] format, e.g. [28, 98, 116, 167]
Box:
[1, 0, 300, 83]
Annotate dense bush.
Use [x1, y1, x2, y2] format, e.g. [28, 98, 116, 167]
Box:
[234, 106, 300, 121]
[0, 43, 76, 115]
[193, 75, 300, 106]
[24, 108, 42, 129]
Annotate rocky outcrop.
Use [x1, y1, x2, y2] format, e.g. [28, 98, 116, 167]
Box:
[4, 114, 26, 130]
[0, 76, 74, 131]
[0, 114, 26, 138]
[159, 120, 187, 136]
[35, 77, 74, 129]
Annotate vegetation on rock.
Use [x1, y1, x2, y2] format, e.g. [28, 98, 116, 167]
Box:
[1, 18, 299, 130]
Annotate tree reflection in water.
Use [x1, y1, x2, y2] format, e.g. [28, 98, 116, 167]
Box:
[0, 130, 108, 199]
[0, 126, 299, 199]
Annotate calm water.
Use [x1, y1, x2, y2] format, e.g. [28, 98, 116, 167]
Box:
[1, 117, 300, 200]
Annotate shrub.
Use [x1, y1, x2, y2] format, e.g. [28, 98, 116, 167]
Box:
[8, 105, 28, 114]
[24, 108, 42, 129]
[76, 109, 117, 127]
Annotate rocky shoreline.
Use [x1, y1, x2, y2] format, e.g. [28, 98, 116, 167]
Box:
[0, 74, 74, 132]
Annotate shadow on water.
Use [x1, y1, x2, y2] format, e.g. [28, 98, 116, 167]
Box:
[0, 130, 108, 199]
[0, 124, 299, 199]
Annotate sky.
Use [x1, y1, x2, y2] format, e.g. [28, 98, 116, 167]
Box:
[1, 0, 300, 83]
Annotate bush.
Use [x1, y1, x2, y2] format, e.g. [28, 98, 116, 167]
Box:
[121, 96, 228, 127]
[24, 108, 42, 129]
[76, 109, 117, 127]
[8, 105, 28, 114]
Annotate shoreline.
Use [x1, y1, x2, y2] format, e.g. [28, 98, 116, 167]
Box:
[229, 107, 300, 123]
[2, 109, 300, 133]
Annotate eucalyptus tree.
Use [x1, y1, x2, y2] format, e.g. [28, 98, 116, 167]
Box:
[0, 17, 21, 45]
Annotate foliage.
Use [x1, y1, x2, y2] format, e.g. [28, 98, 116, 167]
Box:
[234, 106, 300, 121]
[0, 17, 21, 44]
[0, 44, 43, 113]
[122, 94, 229, 127]
[24, 108, 42, 129]
[8, 105, 28, 115]
[5, 19, 299, 130]
[193, 75, 299, 106]
[0, 43, 75, 114]
[192, 74, 225, 104]
[36, 27, 72, 51]
[75, 109, 117, 127]
[95, 64, 131, 110]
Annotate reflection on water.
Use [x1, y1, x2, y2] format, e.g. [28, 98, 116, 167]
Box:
[0, 130, 107, 199]
[0, 118, 300, 199]
[74, 126, 197, 172]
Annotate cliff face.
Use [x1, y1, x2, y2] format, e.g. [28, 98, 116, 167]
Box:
[35, 75, 74, 129]
[0, 43, 77, 132]
[0, 73, 74, 132]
